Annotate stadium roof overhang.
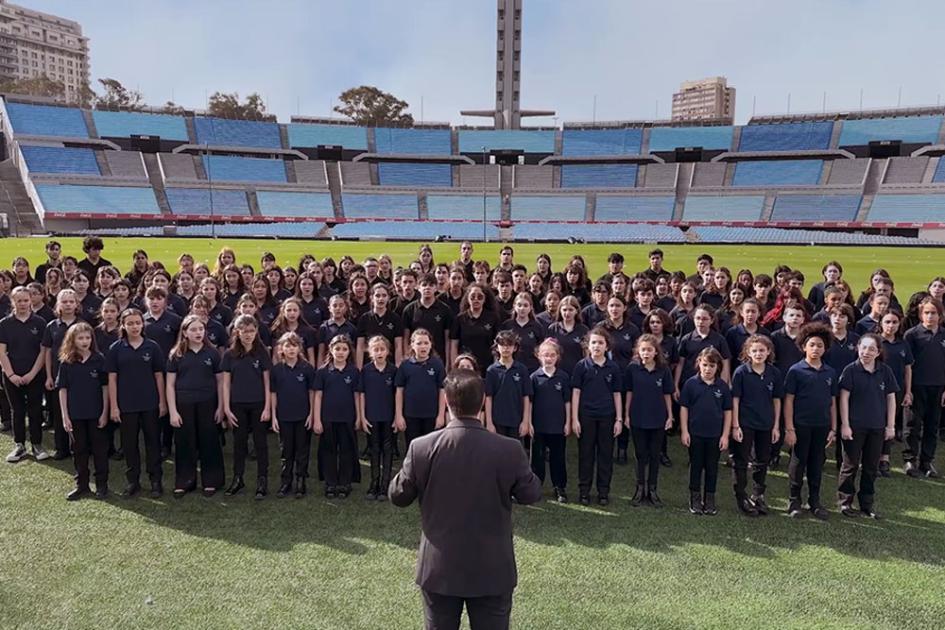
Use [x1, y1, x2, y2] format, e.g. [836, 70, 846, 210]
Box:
[352, 153, 475, 165]
[710, 149, 855, 162]
[538, 154, 664, 166]
[911, 144, 945, 158]
[172, 144, 308, 159]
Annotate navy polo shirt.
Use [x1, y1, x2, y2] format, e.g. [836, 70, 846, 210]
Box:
[204, 318, 229, 350]
[451, 311, 501, 375]
[270, 360, 315, 422]
[571, 356, 622, 417]
[144, 310, 182, 359]
[300, 296, 328, 329]
[658, 335, 679, 367]
[725, 324, 770, 360]
[105, 338, 165, 413]
[698, 292, 725, 310]
[581, 304, 607, 329]
[208, 303, 233, 328]
[221, 347, 272, 405]
[402, 299, 454, 359]
[166, 346, 221, 404]
[677, 330, 732, 382]
[41, 317, 79, 375]
[904, 324, 945, 387]
[824, 332, 860, 376]
[680, 376, 733, 438]
[854, 314, 880, 336]
[259, 303, 279, 328]
[359, 362, 396, 424]
[625, 362, 674, 429]
[314, 363, 360, 424]
[627, 305, 652, 331]
[357, 310, 404, 347]
[439, 292, 463, 318]
[95, 327, 120, 355]
[604, 320, 641, 370]
[784, 360, 839, 428]
[55, 353, 107, 420]
[485, 360, 534, 428]
[394, 356, 445, 419]
[500, 318, 545, 374]
[731, 363, 784, 430]
[839, 361, 900, 430]
[0, 313, 45, 374]
[770, 328, 804, 380]
[671, 307, 695, 337]
[167, 293, 189, 318]
[276, 323, 317, 352]
[530, 367, 571, 435]
[34, 304, 55, 324]
[546, 322, 590, 376]
[78, 293, 102, 325]
[880, 338, 913, 391]
[318, 319, 357, 347]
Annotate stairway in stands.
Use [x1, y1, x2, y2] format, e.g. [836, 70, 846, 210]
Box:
[0, 159, 43, 235]
[855, 158, 886, 222]
[141, 153, 173, 215]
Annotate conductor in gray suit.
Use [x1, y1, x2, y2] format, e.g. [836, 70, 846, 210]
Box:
[389, 368, 542, 630]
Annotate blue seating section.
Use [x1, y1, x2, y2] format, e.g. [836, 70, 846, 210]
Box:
[5, 102, 88, 138]
[732, 160, 823, 186]
[683, 195, 764, 222]
[511, 195, 585, 221]
[648, 126, 734, 152]
[595, 196, 674, 221]
[256, 191, 334, 218]
[332, 221, 498, 240]
[377, 162, 452, 187]
[561, 164, 638, 188]
[84, 223, 324, 238]
[771, 194, 861, 222]
[342, 193, 418, 219]
[738, 121, 833, 151]
[36, 184, 159, 214]
[21, 146, 100, 175]
[426, 194, 501, 221]
[457, 130, 555, 153]
[203, 155, 286, 183]
[561, 128, 643, 156]
[164, 188, 250, 216]
[286, 123, 368, 150]
[512, 222, 686, 242]
[867, 194, 945, 223]
[374, 128, 451, 154]
[691, 226, 939, 245]
[92, 111, 189, 141]
[193, 117, 281, 149]
[839, 116, 943, 146]
[933, 159, 945, 183]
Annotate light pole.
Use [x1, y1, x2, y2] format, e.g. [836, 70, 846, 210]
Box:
[205, 142, 215, 239]
[481, 146, 487, 243]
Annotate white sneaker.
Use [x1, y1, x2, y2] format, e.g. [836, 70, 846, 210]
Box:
[6, 443, 27, 463]
[31, 444, 50, 461]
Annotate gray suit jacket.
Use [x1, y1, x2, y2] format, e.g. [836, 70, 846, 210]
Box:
[389, 416, 542, 597]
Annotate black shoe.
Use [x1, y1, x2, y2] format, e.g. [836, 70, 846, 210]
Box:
[750, 495, 769, 515]
[578, 494, 590, 506]
[94, 484, 108, 500]
[325, 485, 337, 499]
[67, 486, 90, 501]
[597, 495, 609, 507]
[904, 461, 921, 478]
[277, 482, 292, 498]
[366, 486, 378, 501]
[52, 449, 71, 461]
[121, 483, 140, 499]
[922, 463, 940, 478]
[339, 485, 351, 498]
[295, 478, 307, 498]
[810, 505, 830, 521]
[150, 481, 163, 498]
[840, 504, 859, 518]
[878, 460, 892, 478]
[110, 448, 124, 462]
[737, 497, 758, 517]
[630, 484, 645, 507]
[787, 500, 803, 518]
[202, 487, 217, 498]
[703, 493, 718, 516]
[660, 453, 672, 468]
[860, 506, 881, 519]
[224, 476, 245, 496]
[553, 487, 568, 503]
[689, 491, 703, 515]
[255, 477, 267, 500]
[647, 488, 663, 508]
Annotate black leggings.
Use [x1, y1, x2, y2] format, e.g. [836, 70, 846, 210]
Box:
[4, 375, 43, 446]
[531, 432, 567, 489]
[120, 408, 162, 484]
[321, 422, 355, 487]
[838, 428, 884, 509]
[47, 387, 70, 455]
[368, 421, 394, 489]
[904, 385, 942, 466]
[788, 425, 829, 508]
[732, 427, 772, 499]
[230, 402, 268, 478]
[632, 426, 663, 489]
[174, 398, 224, 490]
[688, 436, 721, 493]
[881, 392, 903, 456]
[279, 421, 311, 482]
[71, 418, 109, 488]
[578, 414, 615, 496]
[405, 416, 436, 451]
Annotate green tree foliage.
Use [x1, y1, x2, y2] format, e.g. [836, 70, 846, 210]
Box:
[94, 78, 144, 111]
[334, 85, 414, 127]
[207, 91, 275, 121]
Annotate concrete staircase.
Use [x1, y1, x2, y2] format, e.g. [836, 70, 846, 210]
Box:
[324, 161, 344, 217]
[673, 163, 693, 221]
[0, 159, 43, 235]
[141, 153, 173, 215]
[855, 158, 887, 222]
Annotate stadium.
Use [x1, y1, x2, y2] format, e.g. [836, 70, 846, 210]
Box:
[1, 1, 944, 629]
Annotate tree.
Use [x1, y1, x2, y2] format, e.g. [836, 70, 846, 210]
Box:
[207, 91, 275, 121]
[0, 75, 65, 100]
[334, 85, 413, 127]
[160, 101, 188, 116]
[94, 78, 144, 111]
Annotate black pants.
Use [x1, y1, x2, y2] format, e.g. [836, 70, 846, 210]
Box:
[279, 421, 311, 483]
[72, 418, 109, 488]
[616, 392, 630, 452]
[882, 392, 903, 456]
[174, 399, 224, 490]
[421, 589, 512, 630]
[231, 402, 268, 478]
[369, 421, 394, 490]
[321, 422, 355, 487]
[838, 428, 884, 509]
[688, 436, 720, 493]
[47, 388, 70, 456]
[405, 416, 436, 451]
[904, 385, 942, 466]
[788, 425, 829, 508]
[578, 414, 614, 496]
[531, 432, 566, 489]
[495, 424, 521, 442]
[732, 427, 772, 499]
[771, 407, 786, 461]
[120, 408, 162, 484]
[4, 375, 43, 446]
[0, 379, 11, 425]
[632, 427, 663, 489]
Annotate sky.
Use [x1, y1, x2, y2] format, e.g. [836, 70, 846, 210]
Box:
[23, 0, 945, 125]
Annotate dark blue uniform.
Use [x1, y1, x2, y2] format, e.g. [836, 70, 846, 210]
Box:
[546, 322, 589, 377]
[626, 362, 675, 493]
[731, 362, 784, 500]
[395, 356, 445, 448]
[143, 310, 181, 360]
[299, 296, 328, 329]
[451, 311, 501, 377]
[360, 361, 397, 493]
[680, 375, 732, 496]
[529, 366, 571, 492]
[485, 360, 533, 435]
[0, 313, 47, 447]
[500, 318, 545, 374]
[571, 356, 622, 499]
[56, 353, 109, 489]
[221, 347, 273, 482]
[677, 330, 732, 384]
[315, 363, 360, 489]
[271, 360, 316, 486]
[785, 360, 838, 510]
[167, 346, 223, 491]
[903, 324, 945, 469]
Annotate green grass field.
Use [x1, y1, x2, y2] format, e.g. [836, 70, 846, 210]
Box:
[1, 238, 944, 629]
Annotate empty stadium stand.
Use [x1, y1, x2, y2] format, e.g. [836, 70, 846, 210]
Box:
[374, 128, 451, 154]
[104, 151, 148, 179]
[21, 146, 100, 175]
[838, 116, 943, 146]
[194, 117, 282, 149]
[732, 160, 823, 186]
[512, 165, 553, 189]
[342, 192, 418, 219]
[292, 160, 329, 186]
[738, 121, 833, 151]
[683, 195, 765, 222]
[159, 153, 199, 180]
[934, 159, 945, 183]
[203, 154, 286, 183]
[561, 164, 638, 188]
[513, 222, 685, 242]
[511, 195, 585, 221]
[595, 195, 675, 222]
[561, 128, 643, 155]
[648, 126, 734, 152]
[691, 162, 728, 187]
[377, 162, 452, 187]
[457, 129, 555, 153]
[5, 102, 88, 138]
[92, 110, 189, 141]
[37, 184, 160, 215]
[883, 157, 930, 184]
[164, 187, 251, 216]
[770, 194, 861, 222]
[866, 194, 945, 224]
[255, 191, 334, 218]
[458, 164, 500, 189]
[332, 220, 499, 240]
[826, 158, 870, 185]
[286, 123, 368, 150]
[426, 194, 501, 221]
[640, 163, 678, 188]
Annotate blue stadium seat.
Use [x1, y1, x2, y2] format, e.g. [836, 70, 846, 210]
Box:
[839, 116, 943, 146]
[561, 128, 643, 156]
[332, 221, 498, 240]
[692, 225, 937, 245]
[377, 162, 452, 187]
[193, 117, 281, 148]
[5, 102, 88, 138]
[177, 223, 324, 238]
[286, 123, 368, 150]
[561, 164, 638, 188]
[203, 155, 286, 183]
[21, 146, 100, 175]
[648, 126, 734, 152]
[683, 195, 764, 222]
[36, 184, 160, 214]
[732, 160, 823, 186]
[933, 159, 945, 183]
[595, 196, 674, 221]
[164, 188, 251, 215]
[457, 130, 555, 153]
[342, 193, 418, 219]
[256, 191, 334, 217]
[866, 194, 945, 223]
[771, 194, 861, 222]
[513, 222, 685, 242]
[426, 194, 501, 220]
[374, 128, 451, 154]
[92, 111, 189, 141]
[738, 122, 833, 151]
[511, 195, 585, 221]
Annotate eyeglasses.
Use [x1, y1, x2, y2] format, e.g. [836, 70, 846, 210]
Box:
[469, 295, 484, 301]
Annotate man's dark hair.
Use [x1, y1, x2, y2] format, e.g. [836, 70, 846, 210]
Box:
[648, 248, 664, 259]
[82, 236, 104, 253]
[607, 252, 624, 264]
[697, 253, 713, 265]
[444, 369, 484, 418]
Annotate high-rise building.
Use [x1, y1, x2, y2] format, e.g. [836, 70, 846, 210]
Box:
[672, 76, 735, 123]
[0, 0, 89, 103]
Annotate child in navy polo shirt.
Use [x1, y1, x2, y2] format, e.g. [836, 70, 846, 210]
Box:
[318, 295, 356, 366]
[878, 310, 912, 476]
[530, 339, 570, 503]
[784, 323, 838, 520]
[199, 277, 233, 329]
[449, 283, 500, 377]
[234, 294, 272, 349]
[166, 315, 225, 498]
[571, 327, 623, 506]
[675, 305, 732, 393]
[270, 332, 316, 499]
[222, 315, 272, 499]
[902, 297, 945, 478]
[188, 296, 229, 352]
[484, 331, 533, 441]
[295, 271, 328, 330]
[250, 274, 278, 328]
[272, 297, 318, 365]
[769, 301, 806, 469]
[680, 347, 732, 515]
[603, 294, 641, 466]
[56, 322, 108, 500]
[500, 292, 544, 374]
[42, 288, 80, 461]
[356, 283, 404, 369]
[395, 329, 446, 449]
[625, 334, 674, 508]
[725, 298, 769, 360]
[314, 334, 361, 499]
[359, 335, 397, 501]
[731, 334, 783, 517]
[546, 295, 589, 377]
[838, 333, 898, 518]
